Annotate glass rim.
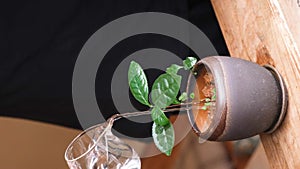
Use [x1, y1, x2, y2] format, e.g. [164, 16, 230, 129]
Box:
[64, 123, 110, 162]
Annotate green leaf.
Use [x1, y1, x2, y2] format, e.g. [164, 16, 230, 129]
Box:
[201, 106, 207, 110]
[170, 74, 182, 88]
[151, 106, 169, 126]
[211, 88, 216, 101]
[154, 123, 164, 134]
[151, 73, 180, 108]
[172, 99, 181, 104]
[152, 122, 175, 156]
[183, 57, 197, 70]
[205, 98, 211, 102]
[189, 93, 195, 99]
[205, 102, 212, 106]
[166, 64, 183, 75]
[128, 61, 150, 106]
[178, 92, 188, 102]
[166, 64, 182, 91]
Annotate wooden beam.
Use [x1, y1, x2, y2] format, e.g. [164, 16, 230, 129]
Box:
[211, 0, 300, 168]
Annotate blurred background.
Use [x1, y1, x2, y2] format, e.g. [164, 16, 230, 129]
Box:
[0, 116, 270, 169]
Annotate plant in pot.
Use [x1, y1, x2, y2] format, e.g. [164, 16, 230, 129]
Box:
[129, 56, 288, 155]
[186, 56, 288, 141]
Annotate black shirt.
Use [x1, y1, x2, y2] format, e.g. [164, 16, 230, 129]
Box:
[0, 0, 228, 136]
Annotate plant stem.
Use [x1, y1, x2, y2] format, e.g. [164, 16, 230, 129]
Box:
[108, 100, 209, 124]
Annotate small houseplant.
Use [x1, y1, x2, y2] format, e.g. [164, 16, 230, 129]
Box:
[128, 56, 288, 156]
[186, 56, 287, 141]
[128, 57, 200, 156]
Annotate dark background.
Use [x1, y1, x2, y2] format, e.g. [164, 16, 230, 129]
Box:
[0, 0, 228, 136]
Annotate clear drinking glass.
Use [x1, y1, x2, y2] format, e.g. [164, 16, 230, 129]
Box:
[64, 104, 205, 169]
[64, 119, 141, 169]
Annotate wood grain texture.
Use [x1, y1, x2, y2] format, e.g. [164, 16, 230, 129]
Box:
[211, 0, 300, 168]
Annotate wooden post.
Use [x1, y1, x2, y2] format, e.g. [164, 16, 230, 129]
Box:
[211, 0, 300, 168]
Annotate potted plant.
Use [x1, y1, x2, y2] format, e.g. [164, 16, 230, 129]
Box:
[128, 56, 288, 155]
[186, 56, 288, 141]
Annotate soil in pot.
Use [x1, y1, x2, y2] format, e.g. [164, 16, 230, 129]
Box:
[192, 66, 216, 133]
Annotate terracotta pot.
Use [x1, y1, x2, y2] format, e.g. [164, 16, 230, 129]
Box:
[186, 56, 288, 141]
